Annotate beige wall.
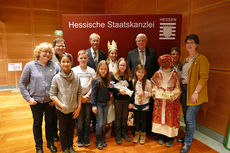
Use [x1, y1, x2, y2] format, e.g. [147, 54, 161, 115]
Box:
[0, 0, 105, 86]
[1, 0, 230, 136]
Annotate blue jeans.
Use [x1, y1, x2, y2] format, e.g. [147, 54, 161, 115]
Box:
[76, 103, 91, 140]
[181, 84, 201, 145]
[95, 103, 108, 138]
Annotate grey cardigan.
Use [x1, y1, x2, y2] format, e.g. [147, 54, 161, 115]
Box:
[50, 70, 82, 114]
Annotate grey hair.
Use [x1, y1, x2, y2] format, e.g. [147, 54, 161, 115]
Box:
[136, 33, 147, 41]
[89, 33, 100, 40]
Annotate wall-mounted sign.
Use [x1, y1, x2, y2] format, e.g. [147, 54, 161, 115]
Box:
[62, 14, 182, 66]
[8, 63, 22, 71]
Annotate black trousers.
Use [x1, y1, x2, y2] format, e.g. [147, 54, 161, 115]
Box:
[146, 98, 154, 134]
[134, 110, 147, 132]
[114, 100, 129, 136]
[56, 110, 75, 151]
[30, 102, 55, 149]
[52, 107, 58, 138]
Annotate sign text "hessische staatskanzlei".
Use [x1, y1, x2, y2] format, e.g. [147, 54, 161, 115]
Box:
[68, 21, 155, 29]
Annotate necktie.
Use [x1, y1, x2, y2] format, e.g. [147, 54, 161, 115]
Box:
[140, 51, 144, 65]
[93, 51, 97, 64]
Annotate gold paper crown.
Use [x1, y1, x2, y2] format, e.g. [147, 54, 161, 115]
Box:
[107, 40, 118, 51]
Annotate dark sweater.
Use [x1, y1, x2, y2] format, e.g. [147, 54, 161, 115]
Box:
[91, 77, 110, 106]
[110, 74, 133, 103]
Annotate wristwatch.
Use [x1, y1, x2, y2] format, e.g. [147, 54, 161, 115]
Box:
[194, 90, 199, 94]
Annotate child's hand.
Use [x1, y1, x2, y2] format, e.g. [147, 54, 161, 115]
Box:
[92, 106, 98, 114]
[81, 96, 89, 103]
[119, 90, 126, 95]
[73, 107, 81, 119]
[138, 92, 145, 96]
[128, 103, 133, 109]
[60, 103, 65, 110]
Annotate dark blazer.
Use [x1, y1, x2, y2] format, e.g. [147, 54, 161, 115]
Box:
[86, 48, 106, 71]
[127, 47, 159, 79]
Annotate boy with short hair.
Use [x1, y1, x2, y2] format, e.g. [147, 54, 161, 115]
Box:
[72, 50, 95, 147]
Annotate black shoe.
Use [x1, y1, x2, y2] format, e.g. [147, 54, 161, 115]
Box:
[165, 138, 174, 148]
[158, 138, 165, 145]
[177, 137, 185, 143]
[102, 140, 107, 147]
[47, 144, 57, 153]
[96, 142, 103, 150]
[122, 134, 131, 142]
[53, 136, 59, 142]
[180, 144, 191, 153]
[84, 137, 91, 147]
[36, 149, 43, 153]
[115, 136, 122, 144]
[77, 138, 84, 147]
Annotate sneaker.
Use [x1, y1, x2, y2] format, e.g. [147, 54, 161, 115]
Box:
[158, 138, 165, 145]
[77, 139, 84, 147]
[133, 131, 140, 143]
[140, 132, 146, 145]
[84, 138, 91, 147]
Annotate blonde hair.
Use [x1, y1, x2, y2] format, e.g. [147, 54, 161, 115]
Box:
[133, 64, 147, 92]
[78, 50, 88, 57]
[113, 57, 132, 81]
[106, 40, 119, 64]
[92, 60, 110, 88]
[34, 42, 54, 60]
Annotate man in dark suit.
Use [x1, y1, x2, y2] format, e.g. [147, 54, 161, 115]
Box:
[86, 33, 106, 71]
[127, 33, 158, 79]
[127, 33, 159, 136]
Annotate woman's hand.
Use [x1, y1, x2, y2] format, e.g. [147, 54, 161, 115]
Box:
[191, 93, 198, 104]
[49, 101, 55, 106]
[28, 98, 37, 105]
[73, 107, 81, 119]
[92, 106, 98, 114]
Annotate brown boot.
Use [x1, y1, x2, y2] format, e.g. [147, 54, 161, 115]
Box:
[133, 131, 140, 143]
[105, 126, 112, 138]
[140, 132, 146, 145]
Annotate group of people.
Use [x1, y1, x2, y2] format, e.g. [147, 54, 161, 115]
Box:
[19, 33, 210, 153]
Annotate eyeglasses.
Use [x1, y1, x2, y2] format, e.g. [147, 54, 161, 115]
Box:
[56, 45, 66, 48]
[41, 50, 52, 54]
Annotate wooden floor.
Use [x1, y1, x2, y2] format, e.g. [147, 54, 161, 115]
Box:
[0, 91, 218, 153]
